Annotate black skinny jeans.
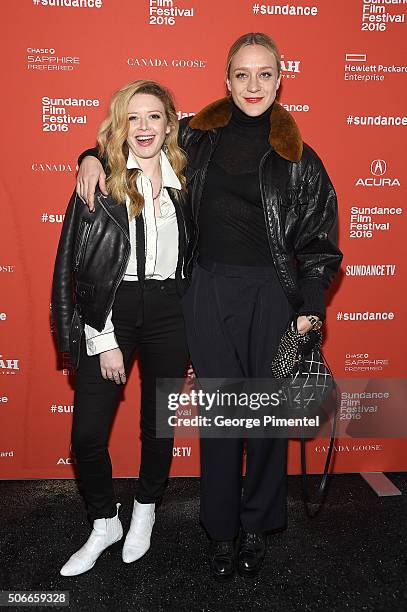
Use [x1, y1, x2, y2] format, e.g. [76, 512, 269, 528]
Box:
[72, 280, 189, 520]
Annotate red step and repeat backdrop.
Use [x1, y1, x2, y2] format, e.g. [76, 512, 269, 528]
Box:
[1, 0, 406, 479]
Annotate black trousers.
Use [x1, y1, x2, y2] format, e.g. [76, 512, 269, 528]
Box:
[182, 259, 293, 540]
[72, 280, 188, 520]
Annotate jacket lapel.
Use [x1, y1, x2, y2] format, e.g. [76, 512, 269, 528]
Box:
[96, 192, 130, 240]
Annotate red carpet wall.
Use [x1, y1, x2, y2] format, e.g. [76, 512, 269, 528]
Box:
[1, 0, 406, 479]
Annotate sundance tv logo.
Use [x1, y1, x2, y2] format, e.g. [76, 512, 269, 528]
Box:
[355, 159, 400, 187]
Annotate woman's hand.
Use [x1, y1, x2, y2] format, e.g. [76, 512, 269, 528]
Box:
[76, 156, 107, 212]
[99, 348, 126, 385]
[296, 315, 320, 336]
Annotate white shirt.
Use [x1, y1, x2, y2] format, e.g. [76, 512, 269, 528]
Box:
[84, 150, 182, 356]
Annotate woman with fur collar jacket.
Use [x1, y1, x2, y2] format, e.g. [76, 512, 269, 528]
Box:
[76, 33, 342, 583]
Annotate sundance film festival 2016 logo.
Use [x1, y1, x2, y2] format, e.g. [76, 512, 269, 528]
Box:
[349, 205, 403, 239]
[355, 159, 400, 187]
[361, 0, 406, 32]
[344, 53, 407, 82]
[27, 47, 80, 72]
[41, 96, 100, 133]
[148, 0, 195, 26]
[0, 355, 19, 375]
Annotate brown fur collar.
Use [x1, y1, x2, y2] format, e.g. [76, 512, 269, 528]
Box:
[189, 97, 303, 163]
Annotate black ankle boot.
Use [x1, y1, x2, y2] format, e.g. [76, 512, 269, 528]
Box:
[237, 531, 266, 577]
[209, 539, 236, 582]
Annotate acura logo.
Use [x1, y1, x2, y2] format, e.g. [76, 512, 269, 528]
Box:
[370, 159, 387, 176]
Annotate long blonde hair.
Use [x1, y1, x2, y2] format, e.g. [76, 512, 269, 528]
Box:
[97, 80, 186, 219]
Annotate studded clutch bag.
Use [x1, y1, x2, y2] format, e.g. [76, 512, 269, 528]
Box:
[270, 318, 338, 516]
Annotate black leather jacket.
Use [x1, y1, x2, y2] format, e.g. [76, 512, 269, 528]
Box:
[178, 97, 343, 319]
[52, 188, 190, 368]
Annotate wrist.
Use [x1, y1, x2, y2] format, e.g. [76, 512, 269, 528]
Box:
[305, 315, 322, 330]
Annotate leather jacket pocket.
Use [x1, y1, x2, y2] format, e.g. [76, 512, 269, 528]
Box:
[75, 280, 95, 302]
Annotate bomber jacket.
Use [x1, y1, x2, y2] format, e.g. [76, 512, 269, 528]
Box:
[51, 186, 190, 369]
[178, 97, 343, 319]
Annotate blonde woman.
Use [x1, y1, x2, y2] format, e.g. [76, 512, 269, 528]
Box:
[52, 80, 190, 576]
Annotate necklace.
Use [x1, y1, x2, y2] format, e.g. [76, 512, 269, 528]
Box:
[152, 181, 162, 201]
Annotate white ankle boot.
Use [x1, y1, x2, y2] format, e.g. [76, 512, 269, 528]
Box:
[60, 503, 123, 576]
[122, 499, 155, 563]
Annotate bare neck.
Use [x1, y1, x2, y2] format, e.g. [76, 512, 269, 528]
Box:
[137, 154, 161, 181]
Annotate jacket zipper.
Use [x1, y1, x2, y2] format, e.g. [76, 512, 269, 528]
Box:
[74, 221, 92, 271]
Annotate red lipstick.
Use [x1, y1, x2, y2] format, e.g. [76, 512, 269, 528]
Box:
[244, 97, 264, 103]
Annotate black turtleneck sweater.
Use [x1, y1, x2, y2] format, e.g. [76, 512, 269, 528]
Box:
[198, 102, 274, 266]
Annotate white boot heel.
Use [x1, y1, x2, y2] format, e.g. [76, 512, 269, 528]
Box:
[60, 502, 123, 576]
[122, 499, 155, 563]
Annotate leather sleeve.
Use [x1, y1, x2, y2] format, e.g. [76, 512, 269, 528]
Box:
[77, 146, 106, 168]
[177, 117, 191, 150]
[51, 190, 79, 352]
[294, 155, 343, 320]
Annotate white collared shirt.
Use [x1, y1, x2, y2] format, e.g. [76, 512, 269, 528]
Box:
[85, 150, 181, 356]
